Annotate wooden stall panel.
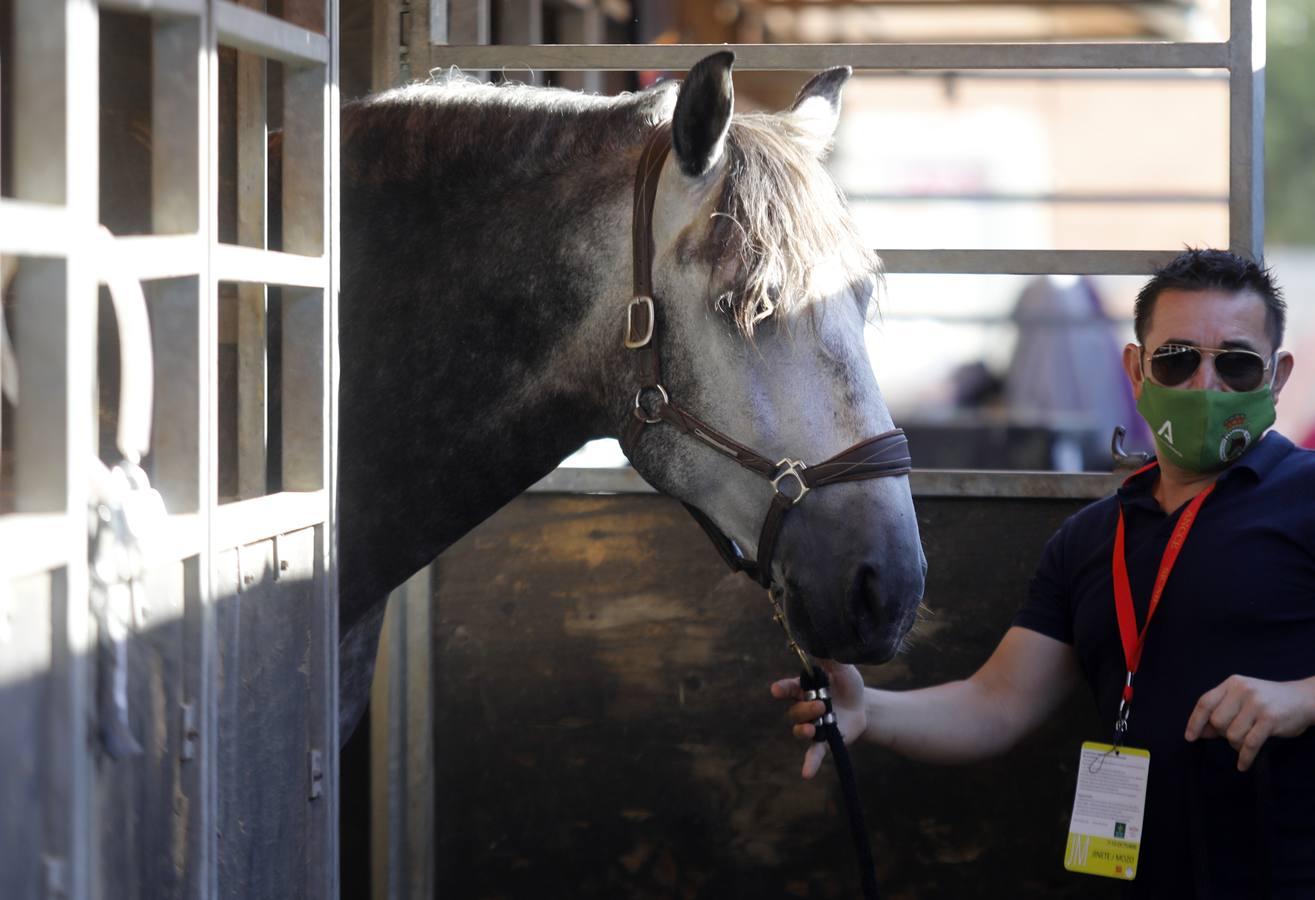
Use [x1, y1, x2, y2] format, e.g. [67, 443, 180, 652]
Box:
[214, 526, 323, 900]
[428, 492, 1107, 900]
[0, 572, 55, 900]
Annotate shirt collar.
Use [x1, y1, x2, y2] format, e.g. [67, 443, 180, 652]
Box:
[1226, 429, 1292, 481]
[1118, 430, 1292, 504]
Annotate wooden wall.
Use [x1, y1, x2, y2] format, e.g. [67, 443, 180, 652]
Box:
[421, 491, 1115, 900]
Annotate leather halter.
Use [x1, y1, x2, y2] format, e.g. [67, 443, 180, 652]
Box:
[619, 123, 914, 588]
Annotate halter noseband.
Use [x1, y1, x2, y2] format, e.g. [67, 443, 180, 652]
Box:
[619, 123, 913, 588]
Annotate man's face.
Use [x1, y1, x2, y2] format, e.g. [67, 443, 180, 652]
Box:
[1122, 287, 1294, 401]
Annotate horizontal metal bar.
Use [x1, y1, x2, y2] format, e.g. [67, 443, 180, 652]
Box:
[116, 234, 205, 281]
[11, 496, 331, 572]
[213, 243, 329, 288]
[878, 313, 1129, 326]
[0, 200, 75, 258]
[98, 0, 203, 16]
[0, 514, 71, 579]
[529, 467, 654, 494]
[154, 512, 204, 563]
[851, 191, 1228, 205]
[529, 467, 1119, 499]
[863, 67, 1229, 81]
[758, 0, 1190, 6]
[425, 42, 1230, 71]
[910, 469, 1119, 498]
[876, 248, 1182, 274]
[213, 490, 328, 550]
[216, 0, 329, 68]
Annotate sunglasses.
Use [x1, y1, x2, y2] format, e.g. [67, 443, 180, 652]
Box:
[1143, 343, 1272, 392]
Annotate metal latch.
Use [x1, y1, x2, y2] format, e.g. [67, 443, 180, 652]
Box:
[44, 856, 67, 900]
[308, 749, 324, 800]
[180, 701, 199, 762]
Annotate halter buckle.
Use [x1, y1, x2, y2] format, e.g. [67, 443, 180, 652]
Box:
[624, 295, 655, 349]
[771, 458, 810, 506]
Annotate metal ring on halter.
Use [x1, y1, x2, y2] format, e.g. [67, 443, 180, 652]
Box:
[771, 458, 810, 505]
[633, 384, 669, 424]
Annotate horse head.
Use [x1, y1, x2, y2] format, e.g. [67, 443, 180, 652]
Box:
[335, 56, 927, 737]
[613, 53, 926, 664]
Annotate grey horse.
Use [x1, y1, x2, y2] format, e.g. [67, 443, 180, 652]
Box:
[336, 52, 927, 738]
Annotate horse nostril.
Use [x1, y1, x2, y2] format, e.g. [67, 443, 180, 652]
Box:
[848, 564, 884, 640]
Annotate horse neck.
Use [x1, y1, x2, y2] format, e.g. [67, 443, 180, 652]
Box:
[337, 118, 638, 618]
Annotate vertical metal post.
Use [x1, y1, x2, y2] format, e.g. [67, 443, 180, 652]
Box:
[279, 2, 328, 496]
[325, 4, 342, 892]
[447, 0, 489, 80]
[62, 2, 100, 898]
[370, 569, 434, 900]
[371, 0, 403, 88]
[430, 0, 448, 44]
[496, 0, 543, 84]
[580, 8, 605, 93]
[153, 19, 202, 237]
[237, 1, 270, 501]
[554, 7, 605, 93]
[11, 3, 69, 517]
[201, 2, 223, 897]
[12, 1, 67, 207]
[1229, 0, 1265, 260]
[152, 18, 206, 515]
[407, 0, 434, 81]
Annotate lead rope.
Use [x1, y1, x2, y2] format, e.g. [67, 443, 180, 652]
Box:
[769, 588, 880, 900]
[626, 122, 882, 897]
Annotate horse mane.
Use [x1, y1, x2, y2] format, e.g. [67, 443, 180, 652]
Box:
[341, 74, 876, 337]
[714, 114, 879, 337]
[341, 72, 676, 187]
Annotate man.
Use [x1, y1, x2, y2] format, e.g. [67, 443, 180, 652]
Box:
[772, 249, 1315, 897]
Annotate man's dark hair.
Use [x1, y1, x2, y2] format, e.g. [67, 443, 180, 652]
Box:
[1134, 248, 1286, 349]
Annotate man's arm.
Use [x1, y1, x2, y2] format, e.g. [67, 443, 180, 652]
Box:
[866, 627, 1081, 764]
[772, 626, 1081, 778]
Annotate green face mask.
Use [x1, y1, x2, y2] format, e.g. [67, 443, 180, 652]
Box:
[1136, 381, 1276, 472]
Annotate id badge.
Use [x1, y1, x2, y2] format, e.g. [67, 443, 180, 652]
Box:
[1063, 741, 1149, 880]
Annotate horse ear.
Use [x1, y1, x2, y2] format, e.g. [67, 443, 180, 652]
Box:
[788, 66, 851, 145]
[672, 51, 735, 178]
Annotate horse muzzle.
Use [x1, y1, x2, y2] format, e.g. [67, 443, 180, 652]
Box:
[781, 528, 927, 665]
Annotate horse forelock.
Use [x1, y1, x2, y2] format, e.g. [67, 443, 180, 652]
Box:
[707, 114, 880, 338]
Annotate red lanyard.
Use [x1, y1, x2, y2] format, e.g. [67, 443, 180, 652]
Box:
[1112, 475, 1216, 703]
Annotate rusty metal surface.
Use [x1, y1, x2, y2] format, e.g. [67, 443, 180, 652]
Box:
[427, 492, 1115, 899]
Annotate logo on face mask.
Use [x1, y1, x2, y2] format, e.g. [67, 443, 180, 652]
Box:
[1157, 420, 1175, 446]
[1219, 413, 1251, 462]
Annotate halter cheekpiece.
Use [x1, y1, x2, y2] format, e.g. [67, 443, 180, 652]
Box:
[619, 123, 914, 588]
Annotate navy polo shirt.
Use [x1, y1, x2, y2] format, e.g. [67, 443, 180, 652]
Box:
[1014, 431, 1315, 898]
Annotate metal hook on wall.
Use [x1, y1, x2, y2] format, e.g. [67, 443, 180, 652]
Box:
[1110, 425, 1150, 469]
[89, 225, 164, 760]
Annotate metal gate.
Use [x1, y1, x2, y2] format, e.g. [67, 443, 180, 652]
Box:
[0, 1, 340, 898]
[430, 0, 1264, 268]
